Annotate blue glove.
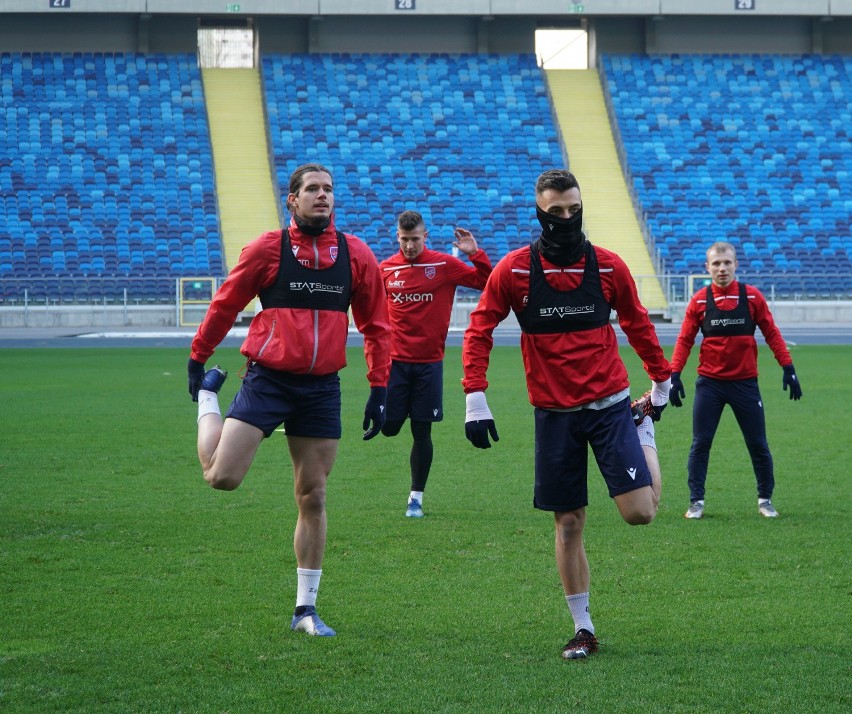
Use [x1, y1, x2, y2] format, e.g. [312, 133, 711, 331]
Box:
[782, 364, 802, 401]
[669, 372, 686, 408]
[363, 386, 387, 440]
[188, 358, 205, 402]
[464, 392, 500, 449]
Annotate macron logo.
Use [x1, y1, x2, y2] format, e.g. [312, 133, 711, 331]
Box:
[626, 467, 637, 481]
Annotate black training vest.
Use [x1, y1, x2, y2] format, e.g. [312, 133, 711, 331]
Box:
[516, 241, 612, 334]
[700, 283, 755, 338]
[258, 229, 352, 312]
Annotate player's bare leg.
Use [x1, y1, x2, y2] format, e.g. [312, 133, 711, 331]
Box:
[554, 508, 589, 595]
[555, 508, 599, 659]
[287, 436, 339, 637]
[198, 416, 264, 491]
[288, 436, 338, 569]
[613, 417, 661, 524]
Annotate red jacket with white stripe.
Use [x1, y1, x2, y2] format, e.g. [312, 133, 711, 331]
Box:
[379, 247, 492, 363]
[462, 243, 670, 409]
[670, 280, 792, 380]
[190, 219, 391, 386]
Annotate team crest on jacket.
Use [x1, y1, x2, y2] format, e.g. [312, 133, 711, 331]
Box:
[330, 246, 338, 261]
[425, 266, 436, 280]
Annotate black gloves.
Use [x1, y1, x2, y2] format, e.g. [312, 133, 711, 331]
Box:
[188, 358, 205, 402]
[363, 386, 387, 440]
[465, 419, 500, 449]
[464, 392, 500, 449]
[782, 364, 802, 401]
[669, 372, 686, 408]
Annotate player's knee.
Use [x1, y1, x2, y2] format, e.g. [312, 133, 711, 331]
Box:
[410, 420, 432, 446]
[381, 420, 404, 437]
[203, 468, 242, 491]
[624, 502, 656, 525]
[555, 509, 585, 543]
[296, 484, 327, 514]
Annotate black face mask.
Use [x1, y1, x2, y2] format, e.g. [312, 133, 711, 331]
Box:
[294, 213, 331, 237]
[535, 204, 586, 266]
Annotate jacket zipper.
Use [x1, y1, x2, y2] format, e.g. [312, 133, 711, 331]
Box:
[257, 319, 276, 358]
[309, 241, 320, 372]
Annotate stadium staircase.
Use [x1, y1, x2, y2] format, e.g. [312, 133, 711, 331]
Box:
[201, 68, 280, 273]
[546, 69, 668, 313]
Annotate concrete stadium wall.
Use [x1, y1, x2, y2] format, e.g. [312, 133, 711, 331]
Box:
[0, 4, 850, 56]
[3, 300, 852, 329]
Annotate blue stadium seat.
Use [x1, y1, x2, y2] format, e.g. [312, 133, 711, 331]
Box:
[261, 53, 563, 261]
[603, 53, 851, 296]
[0, 52, 222, 301]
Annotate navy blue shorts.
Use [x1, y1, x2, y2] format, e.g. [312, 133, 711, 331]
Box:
[225, 363, 342, 439]
[533, 397, 651, 512]
[385, 360, 443, 423]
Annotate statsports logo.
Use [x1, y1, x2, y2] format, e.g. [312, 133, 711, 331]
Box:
[539, 305, 596, 318]
[289, 281, 346, 294]
[710, 318, 746, 327]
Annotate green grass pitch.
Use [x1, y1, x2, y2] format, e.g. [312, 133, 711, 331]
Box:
[1, 345, 849, 713]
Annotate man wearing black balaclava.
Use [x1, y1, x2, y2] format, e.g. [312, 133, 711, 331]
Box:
[460, 169, 672, 661]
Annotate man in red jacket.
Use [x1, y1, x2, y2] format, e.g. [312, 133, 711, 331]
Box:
[379, 210, 492, 517]
[461, 169, 671, 660]
[186, 163, 391, 637]
[670, 241, 802, 520]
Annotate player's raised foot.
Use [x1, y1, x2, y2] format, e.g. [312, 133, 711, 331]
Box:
[405, 498, 424, 518]
[561, 628, 599, 660]
[758, 500, 779, 518]
[630, 390, 654, 427]
[200, 365, 228, 393]
[684, 500, 705, 519]
[291, 606, 336, 636]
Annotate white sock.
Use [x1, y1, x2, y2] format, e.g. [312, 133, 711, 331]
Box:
[566, 592, 594, 635]
[197, 389, 221, 423]
[637, 417, 657, 449]
[759, 498, 771, 505]
[409, 490, 424, 505]
[296, 568, 322, 608]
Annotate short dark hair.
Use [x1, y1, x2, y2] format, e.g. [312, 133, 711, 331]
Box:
[535, 169, 580, 196]
[397, 210, 424, 231]
[287, 163, 332, 211]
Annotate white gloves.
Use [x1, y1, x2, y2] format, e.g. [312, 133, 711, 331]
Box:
[651, 378, 672, 407]
[464, 391, 499, 449]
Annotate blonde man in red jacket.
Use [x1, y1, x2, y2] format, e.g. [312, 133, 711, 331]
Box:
[670, 241, 802, 521]
[379, 210, 492, 518]
[187, 163, 391, 637]
[462, 169, 671, 660]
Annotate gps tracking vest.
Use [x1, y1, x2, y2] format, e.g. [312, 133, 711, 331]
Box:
[699, 283, 755, 338]
[258, 229, 352, 312]
[516, 241, 612, 334]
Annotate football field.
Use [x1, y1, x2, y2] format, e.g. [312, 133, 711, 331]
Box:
[1, 345, 849, 713]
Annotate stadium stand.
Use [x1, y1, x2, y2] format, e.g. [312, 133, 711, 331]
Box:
[602, 53, 852, 298]
[3, 50, 848, 308]
[261, 53, 565, 265]
[0, 52, 221, 303]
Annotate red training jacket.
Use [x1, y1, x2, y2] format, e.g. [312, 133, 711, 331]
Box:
[462, 243, 670, 409]
[670, 280, 792, 380]
[190, 218, 391, 386]
[379, 247, 492, 363]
